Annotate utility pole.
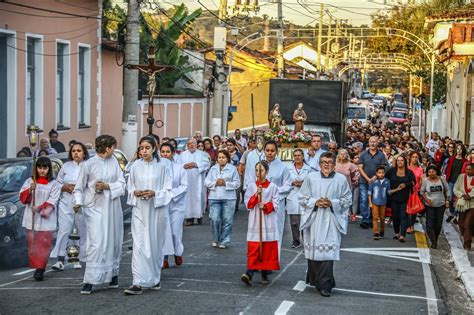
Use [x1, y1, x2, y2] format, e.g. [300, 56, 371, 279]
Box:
[317, 3, 323, 72]
[325, 14, 332, 71]
[277, 0, 284, 78]
[122, 0, 140, 159]
[211, 0, 229, 137]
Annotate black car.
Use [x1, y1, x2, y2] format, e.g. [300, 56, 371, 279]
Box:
[0, 157, 63, 267]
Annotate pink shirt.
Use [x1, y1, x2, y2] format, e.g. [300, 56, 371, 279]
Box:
[335, 162, 359, 189]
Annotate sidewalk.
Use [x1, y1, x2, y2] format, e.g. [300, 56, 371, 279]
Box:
[442, 216, 474, 299]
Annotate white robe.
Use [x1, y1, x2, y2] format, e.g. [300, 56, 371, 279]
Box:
[20, 178, 61, 231]
[243, 149, 265, 191]
[304, 148, 326, 171]
[244, 182, 280, 242]
[127, 159, 172, 287]
[246, 158, 292, 246]
[180, 150, 210, 219]
[163, 160, 188, 257]
[73, 155, 126, 285]
[298, 172, 352, 261]
[50, 161, 88, 261]
[286, 163, 314, 215]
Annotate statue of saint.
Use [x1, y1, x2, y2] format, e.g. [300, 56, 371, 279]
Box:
[268, 103, 283, 130]
[138, 68, 166, 103]
[293, 103, 307, 132]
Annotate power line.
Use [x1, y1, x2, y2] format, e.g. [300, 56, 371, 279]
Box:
[2, 0, 101, 19]
[4, 26, 99, 43]
[0, 40, 100, 56]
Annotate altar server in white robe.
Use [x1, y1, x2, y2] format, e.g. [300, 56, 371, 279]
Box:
[298, 151, 352, 297]
[161, 142, 188, 269]
[124, 136, 172, 295]
[245, 140, 292, 250]
[180, 138, 210, 225]
[74, 135, 126, 295]
[242, 137, 265, 191]
[286, 148, 313, 248]
[50, 142, 89, 270]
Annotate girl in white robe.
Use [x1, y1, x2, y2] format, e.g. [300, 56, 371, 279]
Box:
[20, 157, 61, 281]
[124, 136, 172, 295]
[74, 135, 126, 295]
[161, 143, 188, 268]
[50, 142, 89, 270]
[286, 149, 313, 248]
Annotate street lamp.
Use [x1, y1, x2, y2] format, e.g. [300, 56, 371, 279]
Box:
[27, 125, 40, 149]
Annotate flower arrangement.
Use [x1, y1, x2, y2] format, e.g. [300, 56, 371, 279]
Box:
[264, 128, 311, 145]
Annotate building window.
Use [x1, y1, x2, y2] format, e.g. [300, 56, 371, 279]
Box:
[78, 45, 90, 128]
[26, 38, 37, 126]
[56, 42, 70, 129]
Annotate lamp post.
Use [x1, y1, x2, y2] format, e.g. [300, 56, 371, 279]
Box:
[26, 125, 40, 253]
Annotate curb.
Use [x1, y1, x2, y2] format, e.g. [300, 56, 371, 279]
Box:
[442, 218, 474, 300]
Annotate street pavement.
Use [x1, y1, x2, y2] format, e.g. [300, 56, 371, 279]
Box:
[0, 203, 460, 315]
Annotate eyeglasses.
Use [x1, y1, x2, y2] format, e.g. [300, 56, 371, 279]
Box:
[320, 160, 334, 165]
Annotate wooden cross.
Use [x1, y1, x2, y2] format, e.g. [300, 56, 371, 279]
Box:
[126, 46, 174, 135]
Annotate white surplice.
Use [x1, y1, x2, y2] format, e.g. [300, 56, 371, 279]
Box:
[50, 161, 88, 261]
[127, 158, 172, 287]
[286, 163, 314, 215]
[163, 159, 188, 257]
[180, 149, 210, 219]
[20, 178, 61, 231]
[304, 148, 326, 171]
[244, 182, 280, 242]
[73, 155, 126, 285]
[246, 158, 292, 246]
[242, 149, 265, 191]
[298, 171, 352, 261]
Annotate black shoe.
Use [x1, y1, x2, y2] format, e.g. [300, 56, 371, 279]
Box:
[446, 215, 454, 223]
[124, 285, 143, 295]
[109, 276, 119, 288]
[241, 273, 252, 286]
[261, 274, 270, 285]
[33, 269, 44, 281]
[431, 241, 437, 249]
[379, 231, 384, 238]
[81, 283, 93, 295]
[197, 218, 203, 225]
[320, 290, 331, 297]
[373, 233, 380, 240]
[360, 222, 369, 229]
[399, 237, 406, 243]
[150, 283, 161, 291]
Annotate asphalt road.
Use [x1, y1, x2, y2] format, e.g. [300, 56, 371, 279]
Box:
[0, 202, 456, 315]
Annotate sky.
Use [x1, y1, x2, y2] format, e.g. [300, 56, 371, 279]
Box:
[158, 0, 398, 26]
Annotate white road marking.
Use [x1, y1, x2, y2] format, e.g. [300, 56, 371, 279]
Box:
[341, 247, 428, 264]
[12, 269, 35, 276]
[241, 251, 303, 314]
[274, 301, 295, 315]
[333, 288, 438, 301]
[292, 280, 306, 292]
[162, 288, 250, 297]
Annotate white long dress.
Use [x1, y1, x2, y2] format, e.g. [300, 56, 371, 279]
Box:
[163, 160, 188, 257]
[128, 158, 172, 287]
[298, 171, 352, 261]
[246, 158, 292, 247]
[286, 163, 313, 215]
[50, 161, 87, 261]
[180, 149, 210, 219]
[73, 155, 126, 285]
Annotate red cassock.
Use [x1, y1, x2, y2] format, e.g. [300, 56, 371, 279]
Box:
[246, 180, 280, 271]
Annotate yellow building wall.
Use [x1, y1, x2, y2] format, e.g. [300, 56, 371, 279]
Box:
[227, 50, 275, 132]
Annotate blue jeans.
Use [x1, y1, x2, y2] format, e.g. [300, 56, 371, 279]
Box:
[359, 183, 371, 224]
[448, 182, 456, 215]
[209, 199, 237, 245]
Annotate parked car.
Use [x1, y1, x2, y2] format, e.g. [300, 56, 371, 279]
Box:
[0, 157, 63, 268]
[346, 103, 370, 125]
[372, 95, 385, 108]
[388, 110, 409, 124]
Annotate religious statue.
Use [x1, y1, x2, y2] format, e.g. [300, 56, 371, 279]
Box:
[293, 102, 307, 132]
[268, 103, 283, 130]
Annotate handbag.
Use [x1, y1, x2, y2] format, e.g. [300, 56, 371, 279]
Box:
[407, 192, 425, 215]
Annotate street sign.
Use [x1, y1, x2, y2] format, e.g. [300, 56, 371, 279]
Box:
[229, 105, 237, 113]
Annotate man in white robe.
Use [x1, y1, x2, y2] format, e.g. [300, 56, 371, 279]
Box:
[298, 151, 352, 297]
[180, 138, 210, 225]
[242, 137, 265, 191]
[304, 134, 326, 171]
[73, 135, 126, 295]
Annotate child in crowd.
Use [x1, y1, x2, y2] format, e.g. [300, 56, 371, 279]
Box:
[368, 166, 390, 240]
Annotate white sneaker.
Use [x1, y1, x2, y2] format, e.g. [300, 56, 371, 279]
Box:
[73, 262, 82, 269]
[218, 244, 227, 249]
[212, 241, 218, 247]
[51, 261, 64, 271]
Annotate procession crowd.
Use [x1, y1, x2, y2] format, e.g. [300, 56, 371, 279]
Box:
[17, 113, 474, 298]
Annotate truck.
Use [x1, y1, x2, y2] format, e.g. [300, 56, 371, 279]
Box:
[269, 79, 348, 145]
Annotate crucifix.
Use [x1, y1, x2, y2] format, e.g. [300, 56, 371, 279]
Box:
[126, 46, 174, 135]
